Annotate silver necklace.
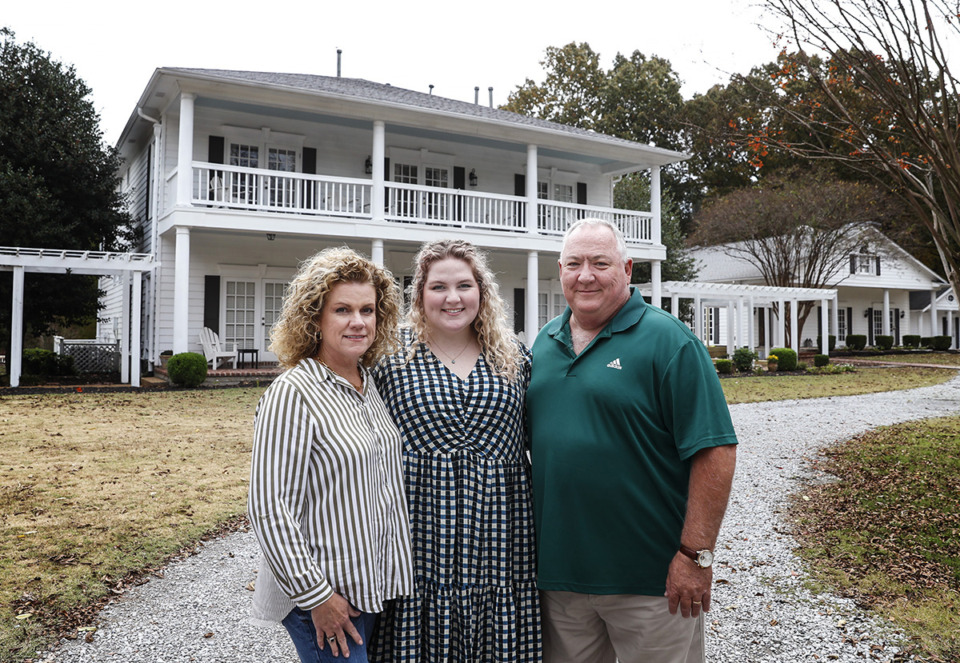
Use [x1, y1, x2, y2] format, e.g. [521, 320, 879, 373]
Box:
[432, 338, 472, 364]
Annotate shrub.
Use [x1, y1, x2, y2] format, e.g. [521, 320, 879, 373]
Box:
[166, 352, 208, 387]
[815, 335, 837, 352]
[902, 335, 921, 348]
[22, 348, 75, 377]
[920, 336, 933, 348]
[732, 347, 757, 372]
[715, 359, 734, 374]
[769, 347, 798, 371]
[845, 334, 867, 351]
[814, 354, 830, 367]
[875, 335, 894, 351]
[931, 335, 952, 351]
[797, 361, 808, 371]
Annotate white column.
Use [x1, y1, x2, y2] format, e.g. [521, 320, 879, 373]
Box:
[650, 166, 662, 246]
[10, 266, 24, 388]
[790, 299, 799, 353]
[931, 288, 939, 337]
[650, 260, 662, 308]
[525, 145, 538, 233]
[777, 299, 786, 348]
[821, 298, 830, 356]
[694, 295, 702, 342]
[173, 227, 191, 354]
[736, 298, 745, 348]
[372, 120, 385, 223]
[747, 297, 755, 351]
[670, 293, 679, 319]
[763, 306, 771, 359]
[726, 301, 735, 356]
[120, 272, 131, 384]
[131, 271, 143, 387]
[176, 92, 196, 207]
[525, 251, 539, 345]
[371, 239, 384, 266]
[882, 289, 891, 336]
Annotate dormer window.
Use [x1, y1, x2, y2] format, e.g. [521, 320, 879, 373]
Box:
[850, 251, 880, 276]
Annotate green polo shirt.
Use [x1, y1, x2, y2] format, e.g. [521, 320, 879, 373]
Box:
[528, 288, 738, 595]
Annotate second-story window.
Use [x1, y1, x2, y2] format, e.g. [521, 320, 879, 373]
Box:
[553, 183, 574, 203]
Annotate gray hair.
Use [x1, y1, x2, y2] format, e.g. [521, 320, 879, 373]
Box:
[562, 218, 629, 263]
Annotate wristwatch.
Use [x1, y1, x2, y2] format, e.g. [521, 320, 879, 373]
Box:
[679, 544, 714, 569]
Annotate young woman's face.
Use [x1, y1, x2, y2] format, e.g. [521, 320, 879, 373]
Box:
[421, 258, 480, 337]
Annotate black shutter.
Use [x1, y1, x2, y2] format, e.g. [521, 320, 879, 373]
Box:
[302, 147, 317, 174]
[894, 308, 900, 345]
[204, 276, 221, 332]
[514, 288, 525, 334]
[302, 147, 317, 209]
[576, 182, 588, 219]
[514, 174, 526, 226]
[208, 136, 224, 164]
[712, 308, 720, 343]
[847, 307, 852, 337]
[384, 158, 391, 213]
[866, 308, 874, 346]
[453, 166, 465, 221]
[876, 256, 881, 275]
[850, 255, 856, 274]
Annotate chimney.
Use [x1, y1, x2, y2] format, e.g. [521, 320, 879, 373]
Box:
[475, 86, 480, 104]
[337, 49, 342, 77]
[429, 84, 434, 95]
[489, 87, 494, 108]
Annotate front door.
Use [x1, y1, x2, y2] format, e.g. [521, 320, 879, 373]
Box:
[224, 278, 288, 359]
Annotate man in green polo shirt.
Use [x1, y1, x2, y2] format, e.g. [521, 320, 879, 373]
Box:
[527, 218, 738, 663]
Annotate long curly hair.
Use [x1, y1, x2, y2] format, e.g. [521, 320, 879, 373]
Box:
[406, 239, 522, 381]
[270, 247, 401, 370]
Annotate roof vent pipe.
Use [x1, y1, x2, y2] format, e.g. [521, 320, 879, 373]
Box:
[475, 86, 479, 104]
[489, 87, 494, 108]
[337, 49, 342, 77]
[429, 84, 434, 95]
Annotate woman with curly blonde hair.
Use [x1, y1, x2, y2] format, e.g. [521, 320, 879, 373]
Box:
[249, 247, 413, 663]
[371, 239, 541, 662]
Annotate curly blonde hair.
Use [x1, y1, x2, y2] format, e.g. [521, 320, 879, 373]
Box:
[270, 247, 401, 370]
[406, 239, 522, 381]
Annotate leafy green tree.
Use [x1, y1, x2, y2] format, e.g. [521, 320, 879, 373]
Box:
[0, 28, 133, 370]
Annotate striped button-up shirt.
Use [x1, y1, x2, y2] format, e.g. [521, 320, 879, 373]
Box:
[248, 358, 413, 620]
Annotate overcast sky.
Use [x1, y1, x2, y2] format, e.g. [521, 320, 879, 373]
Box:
[5, 0, 785, 145]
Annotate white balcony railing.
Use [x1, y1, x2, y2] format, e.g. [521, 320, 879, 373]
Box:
[190, 163, 654, 243]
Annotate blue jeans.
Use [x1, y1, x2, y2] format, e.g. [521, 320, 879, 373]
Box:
[282, 607, 376, 663]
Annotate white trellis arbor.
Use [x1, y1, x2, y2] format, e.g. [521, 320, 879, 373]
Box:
[637, 281, 839, 358]
[1, 247, 158, 388]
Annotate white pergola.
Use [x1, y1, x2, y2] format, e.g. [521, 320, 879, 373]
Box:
[1, 247, 158, 388]
[636, 281, 839, 358]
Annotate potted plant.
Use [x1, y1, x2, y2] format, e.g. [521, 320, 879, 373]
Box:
[766, 354, 779, 372]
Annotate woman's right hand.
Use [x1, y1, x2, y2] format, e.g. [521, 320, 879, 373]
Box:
[310, 593, 363, 658]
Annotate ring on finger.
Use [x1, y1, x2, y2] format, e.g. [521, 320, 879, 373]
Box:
[692, 600, 702, 605]
[328, 636, 337, 643]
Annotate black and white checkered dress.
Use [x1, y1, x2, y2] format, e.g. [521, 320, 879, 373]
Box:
[370, 334, 541, 662]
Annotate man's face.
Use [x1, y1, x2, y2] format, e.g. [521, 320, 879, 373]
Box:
[559, 225, 633, 324]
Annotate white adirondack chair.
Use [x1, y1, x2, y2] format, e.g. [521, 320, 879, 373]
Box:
[199, 327, 238, 369]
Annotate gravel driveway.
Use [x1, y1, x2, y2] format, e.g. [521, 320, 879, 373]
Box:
[38, 374, 960, 662]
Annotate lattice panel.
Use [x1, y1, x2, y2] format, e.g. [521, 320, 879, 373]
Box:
[62, 343, 121, 373]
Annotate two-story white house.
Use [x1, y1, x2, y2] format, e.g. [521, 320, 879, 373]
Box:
[107, 68, 686, 369]
[686, 226, 957, 349]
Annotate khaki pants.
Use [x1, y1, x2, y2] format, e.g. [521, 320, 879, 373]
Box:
[540, 590, 706, 663]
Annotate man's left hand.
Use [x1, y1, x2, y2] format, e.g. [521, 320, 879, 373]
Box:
[665, 551, 712, 618]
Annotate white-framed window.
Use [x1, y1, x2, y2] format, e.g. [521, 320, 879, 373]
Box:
[553, 183, 574, 203]
[538, 293, 549, 328]
[873, 308, 883, 339]
[837, 308, 847, 342]
[853, 252, 879, 275]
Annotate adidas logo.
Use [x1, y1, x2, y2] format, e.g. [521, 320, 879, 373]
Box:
[606, 358, 622, 370]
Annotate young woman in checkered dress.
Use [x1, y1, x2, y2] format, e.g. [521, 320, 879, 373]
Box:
[370, 240, 541, 662]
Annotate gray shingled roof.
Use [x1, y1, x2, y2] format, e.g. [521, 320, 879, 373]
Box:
[168, 68, 663, 152]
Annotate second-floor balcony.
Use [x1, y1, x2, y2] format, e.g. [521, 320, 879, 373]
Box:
[191, 162, 655, 244]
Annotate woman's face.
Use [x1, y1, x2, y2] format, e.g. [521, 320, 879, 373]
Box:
[317, 281, 377, 367]
[421, 257, 481, 337]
